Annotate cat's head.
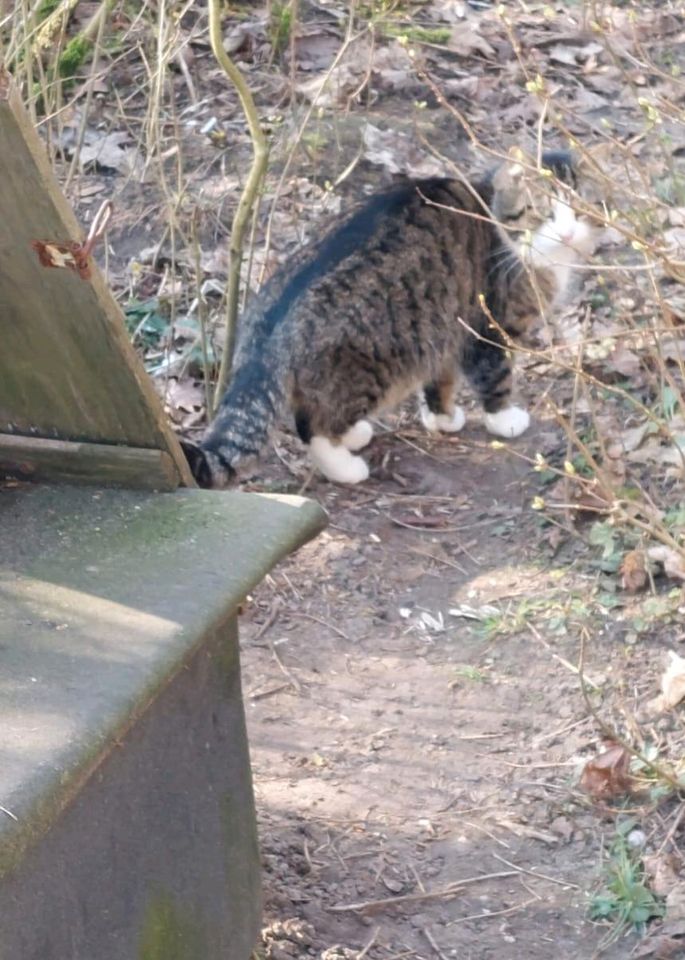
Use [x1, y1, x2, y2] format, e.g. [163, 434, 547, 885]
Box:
[180, 438, 235, 488]
[491, 148, 604, 292]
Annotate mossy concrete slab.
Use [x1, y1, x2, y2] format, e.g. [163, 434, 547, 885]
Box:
[0, 484, 326, 959]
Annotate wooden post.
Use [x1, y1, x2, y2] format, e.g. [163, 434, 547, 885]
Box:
[0, 68, 194, 488]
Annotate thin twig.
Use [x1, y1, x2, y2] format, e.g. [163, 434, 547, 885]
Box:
[250, 601, 281, 644]
[447, 896, 539, 926]
[358, 926, 381, 960]
[656, 800, 685, 856]
[391, 516, 471, 534]
[406, 548, 468, 575]
[248, 682, 290, 701]
[288, 610, 351, 641]
[328, 871, 518, 913]
[528, 621, 601, 691]
[422, 927, 448, 960]
[491, 852, 580, 890]
[269, 639, 303, 694]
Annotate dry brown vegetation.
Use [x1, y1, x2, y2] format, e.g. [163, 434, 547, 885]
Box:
[4, 1, 685, 956]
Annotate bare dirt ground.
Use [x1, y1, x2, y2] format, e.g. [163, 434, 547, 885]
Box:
[25, 0, 685, 955]
[236, 404, 666, 960]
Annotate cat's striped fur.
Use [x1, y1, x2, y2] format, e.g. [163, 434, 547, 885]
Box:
[183, 151, 595, 486]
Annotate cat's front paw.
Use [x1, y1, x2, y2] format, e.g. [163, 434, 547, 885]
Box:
[341, 419, 374, 452]
[310, 437, 370, 484]
[484, 406, 530, 439]
[420, 405, 466, 434]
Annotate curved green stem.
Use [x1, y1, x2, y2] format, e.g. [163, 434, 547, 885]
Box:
[207, 0, 269, 414]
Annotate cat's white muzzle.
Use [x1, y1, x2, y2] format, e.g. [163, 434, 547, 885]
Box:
[551, 199, 596, 257]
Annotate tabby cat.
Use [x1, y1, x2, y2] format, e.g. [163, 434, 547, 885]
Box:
[183, 150, 596, 486]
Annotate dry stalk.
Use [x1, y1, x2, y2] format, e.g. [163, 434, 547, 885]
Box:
[577, 628, 682, 792]
[328, 870, 518, 913]
[447, 896, 538, 927]
[63, 0, 110, 192]
[258, 5, 366, 289]
[491, 852, 580, 890]
[190, 208, 215, 413]
[422, 928, 447, 960]
[207, 0, 268, 412]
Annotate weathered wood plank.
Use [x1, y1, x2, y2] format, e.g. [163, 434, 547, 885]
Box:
[0, 68, 194, 487]
[0, 434, 179, 490]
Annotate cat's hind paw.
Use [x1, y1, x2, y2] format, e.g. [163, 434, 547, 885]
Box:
[310, 436, 370, 484]
[484, 406, 530, 439]
[420, 404, 466, 434]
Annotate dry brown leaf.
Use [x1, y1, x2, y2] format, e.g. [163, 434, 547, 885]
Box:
[293, 29, 341, 71]
[665, 227, 685, 265]
[648, 651, 685, 714]
[442, 75, 483, 100]
[295, 36, 371, 106]
[668, 208, 685, 227]
[447, 22, 495, 59]
[548, 43, 579, 66]
[361, 124, 447, 178]
[627, 439, 685, 471]
[162, 378, 206, 426]
[648, 546, 685, 582]
[427, 0, 468, 23]
[605, 343, 644, 379]
[574, 86, 611, 113]
[621, 549, 648, 593]
[579, 743, 633, 799]
[621, 422, 654, 453]
[663, 227, 685, 283]
[667, 883, 685, 923]
[633, 920, 685, 959]
[660, 334, 685, 362]
[370, 41, 415, 93]
[79, 131, 143, 176]
[644, 852, 682, 898]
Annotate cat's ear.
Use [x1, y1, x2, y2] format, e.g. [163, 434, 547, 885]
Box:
[492, 147, 530, 189]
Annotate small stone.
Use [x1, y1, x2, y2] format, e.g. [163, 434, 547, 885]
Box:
[550, 817, 574, 842]
[627, 829, 647, 849]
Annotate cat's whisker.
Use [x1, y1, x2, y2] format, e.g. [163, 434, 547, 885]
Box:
[486, 253, 512, 275]
[488, 253, 518, 282]
[487, 244, 516, 265]
[496, 247, 526, 284]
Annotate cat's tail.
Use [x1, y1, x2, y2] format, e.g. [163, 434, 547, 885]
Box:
[183, 356, 285, 488]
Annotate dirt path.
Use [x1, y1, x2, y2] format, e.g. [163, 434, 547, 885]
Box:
[239, 415, 629, 960]
[6, 0, 682, 953]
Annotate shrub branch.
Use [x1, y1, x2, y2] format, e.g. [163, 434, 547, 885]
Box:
[208, 0, 268, 413]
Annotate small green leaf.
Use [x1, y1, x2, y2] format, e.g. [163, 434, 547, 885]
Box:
[661, 385, 679, 421]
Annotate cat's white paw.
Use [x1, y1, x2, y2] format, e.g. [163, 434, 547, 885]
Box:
[310, 436, 370, 484]
[420, 404, 466, 434]
[341, 419, 374, 452]
[484, 406, 530, 438]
